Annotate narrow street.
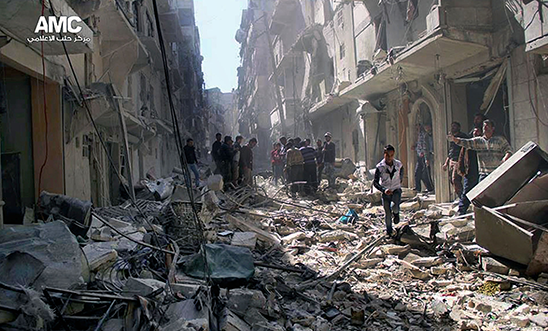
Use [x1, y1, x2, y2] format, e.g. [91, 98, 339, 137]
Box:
[1, 0, 548, 330]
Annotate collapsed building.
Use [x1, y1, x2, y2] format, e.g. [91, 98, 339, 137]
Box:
[236, 0, 548, 203]
[0, 0, 207, 226]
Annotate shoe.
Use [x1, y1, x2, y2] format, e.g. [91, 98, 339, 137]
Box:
[393, 213, 400, 225]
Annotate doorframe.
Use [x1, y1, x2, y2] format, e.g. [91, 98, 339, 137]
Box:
[406, 85, 450, 202]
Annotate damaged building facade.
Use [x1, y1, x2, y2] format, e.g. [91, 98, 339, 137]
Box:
[236, 0, 548, 202]
[0, 0, 206, 225]
[205, 87, 237, 145]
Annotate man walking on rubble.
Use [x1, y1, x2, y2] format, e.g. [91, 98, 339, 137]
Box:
[323, 132, 336, 188]
[183, 138, 200, 188]
[211, 133, 222, 174]
[316, 139, 324, 184]
[373, 145, 404, 237]
[240, 138, 257, 186]
[443, 122, 467, 200]
[300, 139, 318, 193]
[219, 136, 234, 185]
[451, 119, 512, 183]
[232, 136, 244, 184]
[413, 124, 434, 193]
[456, 113, 486, 215]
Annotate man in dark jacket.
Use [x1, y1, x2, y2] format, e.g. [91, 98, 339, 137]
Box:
[211, 133, 222, 174]
[240, 138, 257, 186]
[300, 139, 318, 193]
[219, 136, 234, 184]
[323, 132, 336, 188]
[232, 136, 244, 184]
[442, 122, 467, 199]
[316, 139, 324, 184]
[183, 138, 200, 188]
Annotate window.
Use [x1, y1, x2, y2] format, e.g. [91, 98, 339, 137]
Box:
[340, 43, 346, 59]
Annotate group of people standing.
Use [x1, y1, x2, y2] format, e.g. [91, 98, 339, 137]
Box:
[270, 132, 337, 195]
[211, 133, 257, 188]
[377, 113, 513, 237]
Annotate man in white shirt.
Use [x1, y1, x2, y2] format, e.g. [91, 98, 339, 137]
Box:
[373, 145, 404, 236]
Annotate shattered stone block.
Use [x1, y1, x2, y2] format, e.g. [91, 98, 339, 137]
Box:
[482, 257, 509, 275]
[91, 227, 113, 242]
[227, 289, 267, 316]
[430, 264, 454, 275]
[529, 313, 548, 328]
[231, 232, 258, 249]
[400, 201, 420, 211]
[82, 244, 117, 272]
[380, 244, 410, 255]
[510, 316, 530, 328]
[411, 257, 443, 268]
[223, 310, 251, 331]
[242, 308, 268, 326]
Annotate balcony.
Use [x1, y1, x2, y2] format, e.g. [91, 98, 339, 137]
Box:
[342, 28, 489, 100]
[160, 11, 183, 42]
[140, 35, 163, 71]
[0, 0, 94, 55]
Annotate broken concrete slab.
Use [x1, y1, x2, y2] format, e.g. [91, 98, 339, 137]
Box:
[0, 221, 88, 290]
[400, 201, 420, 211]
[223, 310, 251, 331]
[231, 232, 258, 249]
[380, 244, 410, 255]
[411, 257, 443, 268]
[482, 257, 510, 275]
[123, 277, 166, 297]
[227, 289, 267, 316]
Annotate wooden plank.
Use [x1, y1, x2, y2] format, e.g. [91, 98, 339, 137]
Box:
[226, 214, 281, 246]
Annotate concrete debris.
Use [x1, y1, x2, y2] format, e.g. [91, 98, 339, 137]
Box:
[2, 164, 548, 331]
[231, 232, 258, 249]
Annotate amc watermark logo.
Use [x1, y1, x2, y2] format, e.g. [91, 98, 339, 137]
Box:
[27, 16, 90, 44]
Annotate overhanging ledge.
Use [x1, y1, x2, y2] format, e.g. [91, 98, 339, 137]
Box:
[340, 29, 489, 100]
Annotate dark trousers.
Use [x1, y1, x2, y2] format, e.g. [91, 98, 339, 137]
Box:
[382, 188, 402, 234]
[317, 163, 324, 184]
[458, 171, 480, 215]
[303, 163, 318, 193]
[415, 155, 434, 192]
[273, 164, 284, 185]
[288, 165, 304, 193]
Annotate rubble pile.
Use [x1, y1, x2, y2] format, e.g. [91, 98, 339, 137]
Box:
[1, 144, 548, 330]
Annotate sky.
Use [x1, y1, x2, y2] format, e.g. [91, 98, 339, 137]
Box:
[194, 0, 248, 93]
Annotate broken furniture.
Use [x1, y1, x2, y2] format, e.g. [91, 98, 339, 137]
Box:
[468, 141, 548, 276]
